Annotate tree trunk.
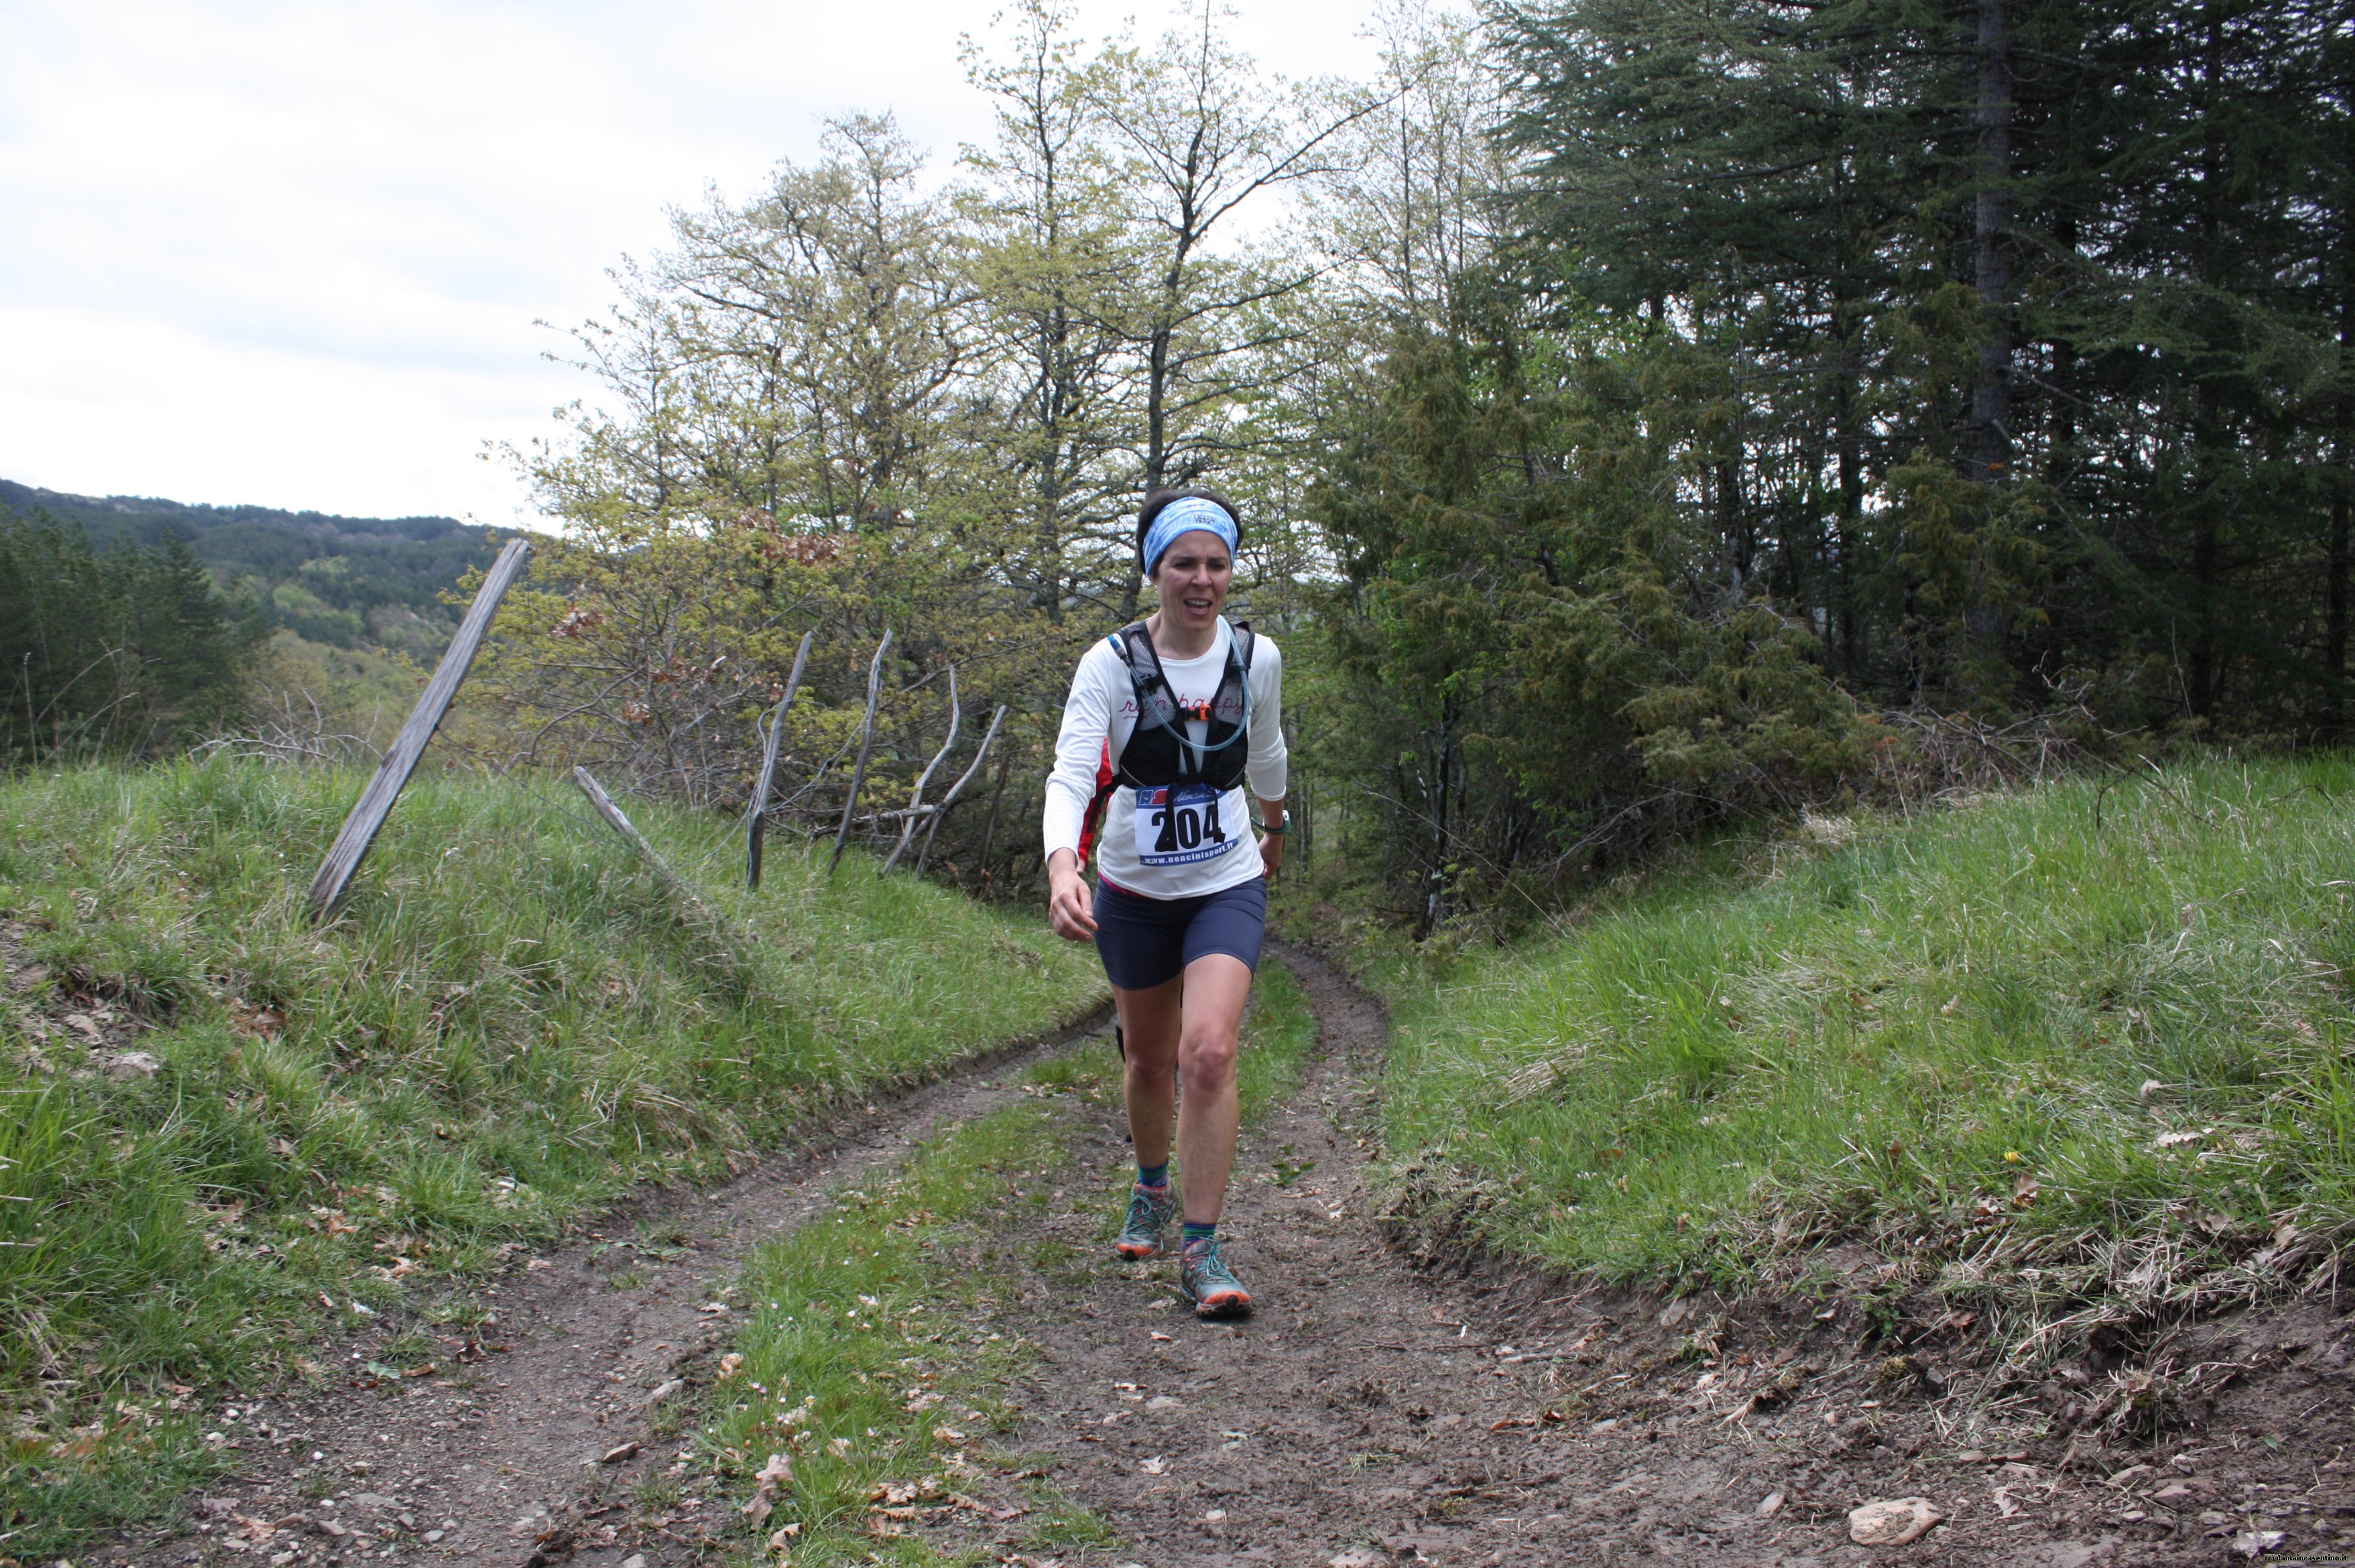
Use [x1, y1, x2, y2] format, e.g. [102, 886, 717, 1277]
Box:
[2328, 490, 2348, 729]
[1719, 458, 1750, 602]
[1834, 365, 1864, 670]
[2184, 4, 2228, 721]
[1965, 0, 2013, 485]
[2328, 256, 2353, 731]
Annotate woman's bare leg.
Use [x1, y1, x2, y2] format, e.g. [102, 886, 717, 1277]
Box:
[1172, 954, 1253, 1226]
[1116, 954, 1254, 1223]
[1115, 975, 1184, 1174]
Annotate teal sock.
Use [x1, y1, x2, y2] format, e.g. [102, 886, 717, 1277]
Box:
[1137, 1161, 1169, 1188]
[1182, 1220, 1216, 1246]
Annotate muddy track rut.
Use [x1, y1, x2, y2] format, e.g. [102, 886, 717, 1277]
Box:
[129, 947, 2355, 1568]
[122, 1007, 1115, 1568]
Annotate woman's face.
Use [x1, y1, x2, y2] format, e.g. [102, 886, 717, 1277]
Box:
[1153, 529, 1233, 634]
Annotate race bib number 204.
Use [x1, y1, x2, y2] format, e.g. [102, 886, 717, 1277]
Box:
[1132, 783, 1238, 866]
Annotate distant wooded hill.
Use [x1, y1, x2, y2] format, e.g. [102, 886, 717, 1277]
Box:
[0, 478, 507, 651]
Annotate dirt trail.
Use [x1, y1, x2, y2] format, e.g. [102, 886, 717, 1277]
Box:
[127, 945, 2355, 1568]
[124, 1008, 1113, 1568]
[1000, 943, 2345, 1567]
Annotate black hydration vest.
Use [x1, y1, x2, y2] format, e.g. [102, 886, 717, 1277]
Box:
[1108, 619, 1256, 791]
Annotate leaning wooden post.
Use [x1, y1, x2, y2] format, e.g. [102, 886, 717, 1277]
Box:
[880, 666, 959, 876]
[744, 629, 814, 891]
[915, 703, 1007, 879]
[828, 628, 892, 875]
[306, 537, 532, 917]
[572, 766, 728, 933]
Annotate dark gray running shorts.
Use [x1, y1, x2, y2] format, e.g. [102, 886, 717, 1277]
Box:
[1092, 876, 1267, 991]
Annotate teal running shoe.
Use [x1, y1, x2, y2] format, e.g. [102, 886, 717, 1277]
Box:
[1115, 1182, 1180, 1261]
[1178, 1235, 1252, 1319]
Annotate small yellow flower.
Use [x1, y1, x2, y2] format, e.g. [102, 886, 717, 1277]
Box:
[2003, 1150, 2022, 1163]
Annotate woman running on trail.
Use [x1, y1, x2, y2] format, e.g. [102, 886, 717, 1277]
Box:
[1042, 489, 1288, 1320]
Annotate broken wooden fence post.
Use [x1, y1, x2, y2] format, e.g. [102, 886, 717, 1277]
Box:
[572, 766, 729, 936]
[828, 628, 892, 875]
[880, 665, 959, 876]
[306, 536, 533, 917]
[744, 629, 814, 891]
[915, 703, 1007, 879]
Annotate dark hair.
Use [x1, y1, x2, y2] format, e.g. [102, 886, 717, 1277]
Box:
[1135, 488, 1244, 577]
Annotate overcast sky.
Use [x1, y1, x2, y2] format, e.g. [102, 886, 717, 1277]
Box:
[0, 0, 1386, 527]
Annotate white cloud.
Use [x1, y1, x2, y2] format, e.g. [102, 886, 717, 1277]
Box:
[0, 300, 574, 526]
[0, 0, 1383, 522]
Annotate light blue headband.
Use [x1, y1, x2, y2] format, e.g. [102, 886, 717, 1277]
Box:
[1141, 496, 1239, 577]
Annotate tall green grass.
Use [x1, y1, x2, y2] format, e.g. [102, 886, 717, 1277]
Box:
[1374, 756, 2355, 1322]
[0, 757, 1103, 1551]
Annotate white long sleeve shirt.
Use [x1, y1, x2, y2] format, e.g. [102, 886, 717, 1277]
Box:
[1042, 621, 1287, 899]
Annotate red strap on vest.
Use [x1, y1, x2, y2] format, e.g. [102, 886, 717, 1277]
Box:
[1075, 737, 1117, 870]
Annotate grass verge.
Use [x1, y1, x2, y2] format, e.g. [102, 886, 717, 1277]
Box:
[1361, 755, 2355, 1348]
[674, 1103, 1057, 1566]
[0, 756, 1104, 1555]
[1237, 959, 1318, 1127]
[696, 953, 1325, 1564]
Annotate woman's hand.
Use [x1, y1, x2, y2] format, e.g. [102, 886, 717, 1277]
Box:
[1258, 810, 1285, 884]
[1046, 850, 1098, 942]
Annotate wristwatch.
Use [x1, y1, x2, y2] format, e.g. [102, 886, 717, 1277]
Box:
[1262, 811, 1290, 837]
